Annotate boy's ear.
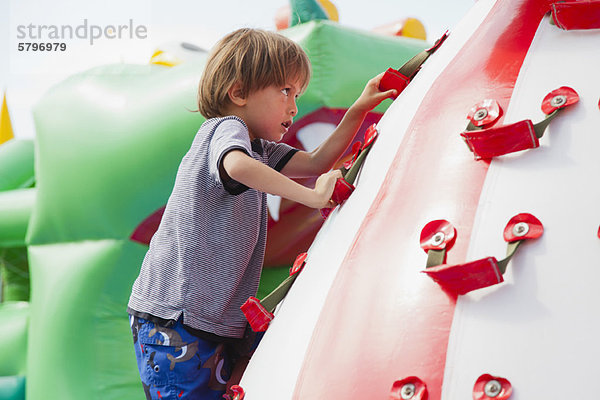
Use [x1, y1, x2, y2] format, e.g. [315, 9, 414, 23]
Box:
[227, 82, 247, 106]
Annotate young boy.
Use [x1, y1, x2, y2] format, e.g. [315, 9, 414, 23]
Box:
[127, 28, 396, 400]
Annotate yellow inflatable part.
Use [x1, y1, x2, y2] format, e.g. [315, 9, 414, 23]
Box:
[0, 92, 14, 144]
[317, 0, 339, 22]
[149, 49, 182, 67]
[401, 18, 427, 40]
[372, 18, 427, 40]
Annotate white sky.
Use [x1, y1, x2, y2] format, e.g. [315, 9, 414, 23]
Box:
[0, 0, 475, 138]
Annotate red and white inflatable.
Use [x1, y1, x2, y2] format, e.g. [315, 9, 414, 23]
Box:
[241, 0, 600, 398]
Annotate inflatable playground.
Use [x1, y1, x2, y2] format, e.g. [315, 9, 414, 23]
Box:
[1, 0, 600, 399]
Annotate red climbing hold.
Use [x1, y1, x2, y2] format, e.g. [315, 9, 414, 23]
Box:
[319, 207, 333, 220]
[379, 68, 410, 98]
[420, 220, 457, 252]
[426, 30, 449, 53]
[343, 141, 363, 169]
[541, 86, 579, 115]
[551, 1, 600, 31]
[461, 119, 538, 160]
[241, 297, 274, 332]
[473, 374, 512, 400]
[503, 213, 544, 242]
[289, 252, 308, 276]
[422, 257, 503, 295]
[363, 124, 379, 148]
[390, 376, 428, 400]
[230, 385, 245, 400]
[467, 99, 502, 128]
[331, 177, 355, 204]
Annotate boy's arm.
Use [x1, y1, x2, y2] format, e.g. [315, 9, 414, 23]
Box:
[222, 149, 341, 209]
[280, 72, 397, 178]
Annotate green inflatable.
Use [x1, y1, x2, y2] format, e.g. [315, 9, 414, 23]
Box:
[0, 139, 33, 400]
[0, 140, 34, 303]
[0, 18, 426, 399]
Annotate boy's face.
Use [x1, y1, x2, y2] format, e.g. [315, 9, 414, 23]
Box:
[242, 79, 302, 142]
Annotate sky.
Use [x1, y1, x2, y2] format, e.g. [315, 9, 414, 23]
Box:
[0, 0, 475, 139]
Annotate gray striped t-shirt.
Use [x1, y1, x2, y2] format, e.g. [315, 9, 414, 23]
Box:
[128, 116, 298, 338]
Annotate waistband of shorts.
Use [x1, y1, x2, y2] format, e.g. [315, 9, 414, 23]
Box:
[127, 307, 239, 345]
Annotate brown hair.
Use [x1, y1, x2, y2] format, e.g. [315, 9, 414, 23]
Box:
[197, 28, 311, 119]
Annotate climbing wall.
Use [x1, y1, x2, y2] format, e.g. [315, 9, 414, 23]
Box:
[240, 0, 600, 399]
[441, 9, 600, 400]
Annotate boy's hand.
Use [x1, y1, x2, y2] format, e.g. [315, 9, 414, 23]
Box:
[312, 169, 343, 209]
[352, 72, 398, 114]
[223, 150, 343, 210]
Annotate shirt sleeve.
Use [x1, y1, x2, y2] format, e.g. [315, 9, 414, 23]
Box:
[261, 139, 299, 172]
[208, 118, 252, 190]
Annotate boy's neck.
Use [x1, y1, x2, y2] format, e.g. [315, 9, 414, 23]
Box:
[220, 106, 255, 140]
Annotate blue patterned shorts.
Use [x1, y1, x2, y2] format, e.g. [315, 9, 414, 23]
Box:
[130, 315, 232, 400]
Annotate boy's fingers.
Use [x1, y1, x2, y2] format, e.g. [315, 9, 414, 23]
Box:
[372, 71, 385, 83]
[383, 89, 398, 98]
[326, 170, 342, 181]
[373, 88, 397, 100]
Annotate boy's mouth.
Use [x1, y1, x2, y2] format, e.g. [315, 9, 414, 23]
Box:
[282, 120, 292, 130]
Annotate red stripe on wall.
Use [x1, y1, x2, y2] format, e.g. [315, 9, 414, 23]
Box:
[293, 0, 552, 398]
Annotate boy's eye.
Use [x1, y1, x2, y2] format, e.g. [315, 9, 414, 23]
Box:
[281, 88, 291, 96]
